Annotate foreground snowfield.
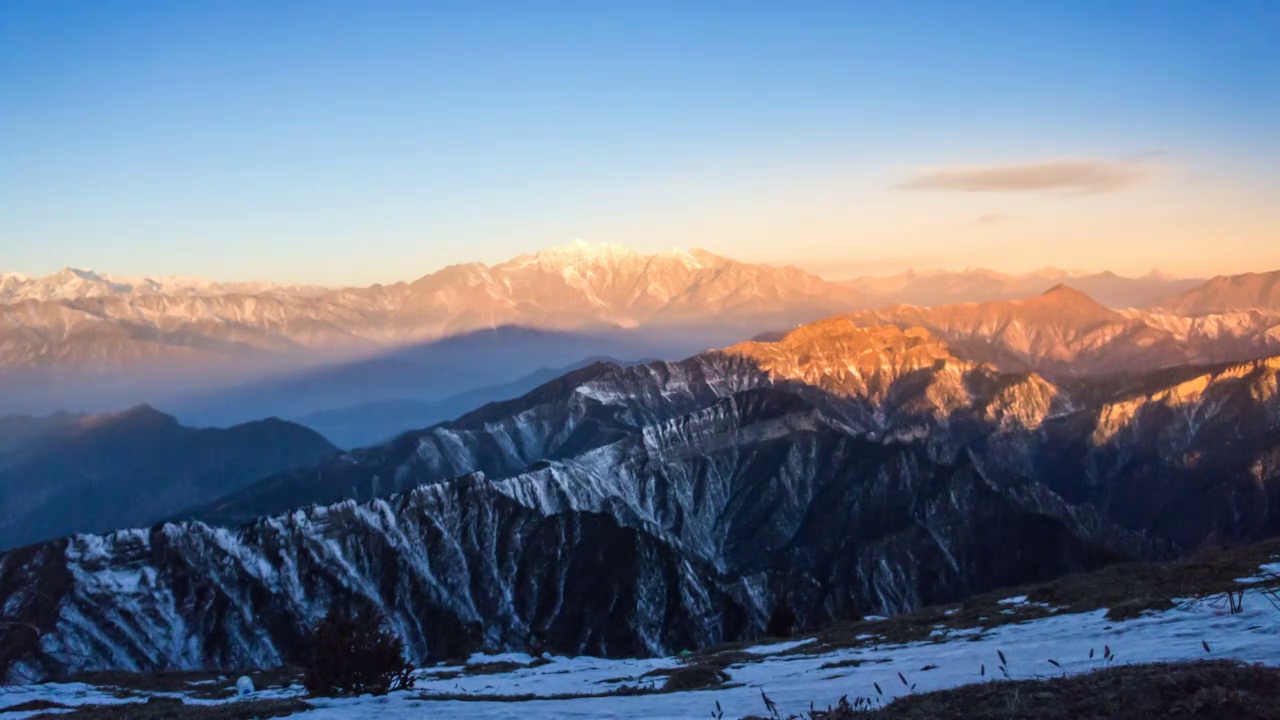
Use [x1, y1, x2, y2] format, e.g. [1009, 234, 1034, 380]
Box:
[4, 575, 1278, 719]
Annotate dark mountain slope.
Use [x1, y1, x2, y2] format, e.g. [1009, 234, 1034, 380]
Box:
[0, 406, 337, 550]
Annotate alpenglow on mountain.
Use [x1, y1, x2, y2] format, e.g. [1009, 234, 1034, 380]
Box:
[0, 243, 866, 370]
[3, 315, 1278, 680]
[1, 243, 1267, 422]
[0, 243, 872, 418]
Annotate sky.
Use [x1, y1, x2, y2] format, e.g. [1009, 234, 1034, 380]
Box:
[1, 0, 1278, 284]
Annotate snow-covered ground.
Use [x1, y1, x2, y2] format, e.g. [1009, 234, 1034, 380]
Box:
[3, 583, 1278, 718]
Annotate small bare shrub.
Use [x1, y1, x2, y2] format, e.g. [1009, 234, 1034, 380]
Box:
[303, 606, 415, 697]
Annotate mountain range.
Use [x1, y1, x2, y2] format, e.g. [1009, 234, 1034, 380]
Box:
[4, 242, 1275, 429]
[3, 312, 1277, 679]
[3, 245, 1280, 680]
[0, 243, 865, 371]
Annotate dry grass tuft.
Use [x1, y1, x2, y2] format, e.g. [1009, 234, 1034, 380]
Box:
[661, 665, 729, 692]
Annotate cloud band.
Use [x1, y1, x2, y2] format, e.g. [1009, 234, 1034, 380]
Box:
[900, 158, 1150, 195]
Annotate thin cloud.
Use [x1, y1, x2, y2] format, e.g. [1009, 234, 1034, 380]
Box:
[900, 158, 1151, 195]
[974, 213, 1008, 226]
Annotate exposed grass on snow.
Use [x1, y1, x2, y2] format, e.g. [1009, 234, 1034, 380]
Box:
[60, 666, 303, 700]
[796, 660, 1280, 719]
[458, 658, 552, 676]
[19, 697, 311, 720]
[411, 662, 735, 702]
[0, 699, 69, 714]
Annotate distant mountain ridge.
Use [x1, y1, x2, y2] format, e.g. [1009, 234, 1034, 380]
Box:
[1153, 269, 1280, 315]
[3, 245, 1275, 422]
[848, 267, 1204, 309]
[841, 284, 1280, 378]
[1, 246, 1226, 378]
[0, 243, 867, 370]
[0, 267, 326, 303]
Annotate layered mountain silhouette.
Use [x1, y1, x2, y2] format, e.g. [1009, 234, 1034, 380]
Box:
[0, 244, 866, 373]
[0, 243, 871, 418]
[295, 356, 647, 449]
[3, 245, 1276, 420]
[0, 406, 336, 551]
[1153, 269, 1280, 315]
[848, 267, 1203, 309]
[4, 315, 1277, 679]
[843, 284, 1280, 377]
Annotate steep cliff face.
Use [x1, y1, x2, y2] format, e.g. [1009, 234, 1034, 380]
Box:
[2, 325, 1278, 680]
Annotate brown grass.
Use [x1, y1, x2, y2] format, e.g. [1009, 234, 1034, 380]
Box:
[60, 666, 304, 700]
[458, 658, 552, 676]
[23, 697, 311, 720]
[661, 665, 729, 692]
[818, 658, 890, 671]
[411, 684, 656, 703]
[807, 661, 1280, 719]
[0, 699, 70, 714]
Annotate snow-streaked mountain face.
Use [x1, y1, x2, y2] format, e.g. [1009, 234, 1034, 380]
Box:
[3, 322, 1279, 679]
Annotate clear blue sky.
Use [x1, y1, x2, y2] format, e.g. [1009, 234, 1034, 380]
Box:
[2, 0, 1278, 283]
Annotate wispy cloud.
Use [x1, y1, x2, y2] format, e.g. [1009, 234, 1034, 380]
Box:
[974, 213, 1008, 226]
[900, 158, 1152, 195]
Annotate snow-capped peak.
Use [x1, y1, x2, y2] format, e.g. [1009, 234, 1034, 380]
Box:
[534, 240, 640, 263]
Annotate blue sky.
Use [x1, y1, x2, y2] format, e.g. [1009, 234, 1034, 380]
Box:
[2, 0, 1278, 283]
